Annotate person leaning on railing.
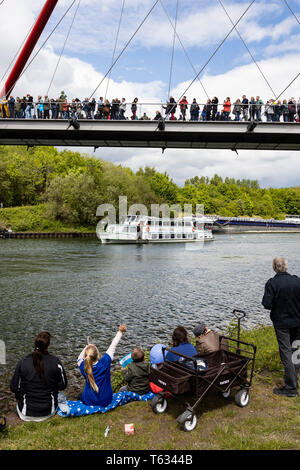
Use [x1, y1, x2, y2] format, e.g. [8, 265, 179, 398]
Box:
[211, 96, 219, 121]
[254, 96, 264, 121]
[222, 97, 231, 121]
[233, 99, 242, 121]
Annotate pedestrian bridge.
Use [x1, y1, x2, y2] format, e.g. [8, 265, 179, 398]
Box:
[0, 119, 299, 151]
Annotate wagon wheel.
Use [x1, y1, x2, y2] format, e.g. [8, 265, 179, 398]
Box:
[177, 410, 198, 432]
[235, 388, 250, 407]
[150, 396, 168, 414]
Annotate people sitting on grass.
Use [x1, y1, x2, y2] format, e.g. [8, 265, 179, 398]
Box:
[10, 331, 67, 422]
[193, 323, 228, 355]
[77, 324, 126, 406]
[165, 325, 197, 362]
[119, 347, 150, 395]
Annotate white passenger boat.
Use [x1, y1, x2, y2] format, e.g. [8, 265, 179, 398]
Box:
[98, 215, 215, 244]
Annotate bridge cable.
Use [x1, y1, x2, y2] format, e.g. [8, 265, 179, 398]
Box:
[88, 0, 160, 100]
[5, 0, 76, 98]
[263, 0, 300, 114]
[0, 1, 5, 7]
[283, 0, 300, 26]
[160, 0, 209, 100]
[46, 0, 81, 97]
[167, 0, 179, 99]
[104, 0, 126, 100]
[217, 0, 277, 97]
[266, 72, 300, 115]
[0, 17, 37, 87]
[162, 0, 256, 122]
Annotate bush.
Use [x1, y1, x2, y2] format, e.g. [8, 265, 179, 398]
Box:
[0, 204, 94, 232]
[226, 323, 282, 373]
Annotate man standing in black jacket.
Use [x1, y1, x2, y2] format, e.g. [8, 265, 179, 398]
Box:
[262, 257, 300, 397]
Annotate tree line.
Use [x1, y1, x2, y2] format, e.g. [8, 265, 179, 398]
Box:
[0, 145, 299, 226]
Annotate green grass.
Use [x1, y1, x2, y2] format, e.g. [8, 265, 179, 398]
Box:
[1, 381, 299, 450]
[1, 325, 299, 450]
[0, 204, 94, 232]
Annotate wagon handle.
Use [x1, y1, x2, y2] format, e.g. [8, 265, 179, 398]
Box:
[233, 309, 246, 354]
[233, 309, 246, 319]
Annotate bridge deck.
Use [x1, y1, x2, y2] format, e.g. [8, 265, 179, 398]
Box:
[0, 119, 299, 150]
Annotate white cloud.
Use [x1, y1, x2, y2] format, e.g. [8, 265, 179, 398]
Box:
[1, 0, 300, 190]
[170, 52, 300, 103]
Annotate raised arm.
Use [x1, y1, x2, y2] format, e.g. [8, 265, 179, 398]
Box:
[77, 345, 88, 367]
[106, 324, 127, 360]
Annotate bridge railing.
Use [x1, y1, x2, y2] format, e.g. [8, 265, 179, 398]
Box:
[0, 100, 299, 122]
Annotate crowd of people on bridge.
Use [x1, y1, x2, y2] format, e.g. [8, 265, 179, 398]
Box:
[1, 92, 300, 123]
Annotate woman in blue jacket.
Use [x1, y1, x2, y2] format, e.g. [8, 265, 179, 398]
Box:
[165, 326, 197, 362]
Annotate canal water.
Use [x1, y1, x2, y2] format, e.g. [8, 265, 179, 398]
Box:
[1, 233, 300, 411]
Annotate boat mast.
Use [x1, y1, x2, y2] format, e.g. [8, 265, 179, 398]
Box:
[0, 0, 59, 99]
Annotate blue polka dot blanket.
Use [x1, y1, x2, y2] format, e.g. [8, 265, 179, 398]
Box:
[57, 391, 155, 417]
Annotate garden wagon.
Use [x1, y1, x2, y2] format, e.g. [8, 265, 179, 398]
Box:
[149, 310, 257, 431]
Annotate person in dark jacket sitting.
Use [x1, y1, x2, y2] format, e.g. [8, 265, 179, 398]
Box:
[10, 331, 67, 421]
[262, 257, 300, 397]
[120, 347, 150, 395]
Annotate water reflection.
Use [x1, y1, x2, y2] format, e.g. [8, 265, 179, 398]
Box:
[1, 234, 300, 411]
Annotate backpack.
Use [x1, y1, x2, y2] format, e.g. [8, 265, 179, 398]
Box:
[289, 103, 296, 113]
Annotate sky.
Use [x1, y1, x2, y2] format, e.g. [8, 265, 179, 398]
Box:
[1, 0, 300, 188]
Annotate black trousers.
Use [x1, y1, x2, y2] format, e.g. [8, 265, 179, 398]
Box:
[274, 327, 300, 392]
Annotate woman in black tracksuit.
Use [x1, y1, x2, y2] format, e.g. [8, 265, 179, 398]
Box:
[10, 331, 67, 422]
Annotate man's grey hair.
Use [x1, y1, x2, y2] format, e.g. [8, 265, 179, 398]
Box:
[273, 257, 288, 273]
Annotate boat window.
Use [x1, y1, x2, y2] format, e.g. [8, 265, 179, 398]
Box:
[151, 234, 158, 239]
[129, 227, 136, 233]
[177, 234, 182, 239]
[163, 221, 169, 227]
[164, 234, 171, 239]
[130, 216, 136, 221]
[171, 221, 175, 227]
[184, 221, 192, 226]
[177, 221, 183, 227]
[122, 227, 128, 232]
[148, 220, 151, 225]
[159, 234, 163, 239]
[171, 234, 175, 239]
[159, 221, 162, 226]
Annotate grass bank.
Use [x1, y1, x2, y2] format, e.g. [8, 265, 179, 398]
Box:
[0, 204, 94, 233]
[1, 325, 300, 450]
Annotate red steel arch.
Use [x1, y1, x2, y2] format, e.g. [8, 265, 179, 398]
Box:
[1, 0, 59, 98]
